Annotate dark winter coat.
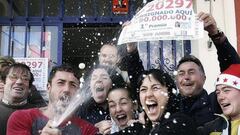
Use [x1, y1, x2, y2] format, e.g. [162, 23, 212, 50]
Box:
[198, 114, 240, 135]
[179, 89, 218, 127]
[75, 97, 109, 125]
[211, 32, 240, 72]
[111, 112, 199, 135]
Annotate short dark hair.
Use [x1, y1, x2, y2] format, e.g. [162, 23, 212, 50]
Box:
[107, 86, 132, 101]
[0, 56, 15, 72]
[48, 64, 80, 84]
[3, 63, 34, 86]
[107, 69, 130, 98]
[0, 56, 15, 65]
[90, 65, 126, 88]
[177, 55, 205, 74]
[0, 72, 5, 81]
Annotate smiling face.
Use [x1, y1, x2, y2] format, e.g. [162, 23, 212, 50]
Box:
[3, 67, 31, 103]
[90, 68, 112, 104]
[99, 45, 119, 67]
[48, 71, 80, 114]
[216, 84, 240, 120]
[139, 75, 169, 123]
[108, 88, 134, 129]
[176, 62, 206, 97]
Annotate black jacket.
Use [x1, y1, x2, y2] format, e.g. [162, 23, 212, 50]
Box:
[75, 97, 109, 125]
[198, 115, 232, 135]
[111, 112, 199, 135]
[126, 50, 144, 101]
[211, 32, 240, 71]
[179, 90, 218, 127]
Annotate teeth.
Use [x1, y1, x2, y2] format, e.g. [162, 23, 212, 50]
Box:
[60, 95, 71, 106]
[145, 100, 158, 114]
[95, 82, 104, 88]
[117, 114, 126, 119]
[146, 100, 156, 105]
[14, 87, 23, 91]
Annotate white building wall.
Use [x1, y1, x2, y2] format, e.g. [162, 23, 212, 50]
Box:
[192, 0, 237, 93]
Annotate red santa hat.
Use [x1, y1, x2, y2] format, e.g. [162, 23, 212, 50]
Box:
[215, 64, 240, 90]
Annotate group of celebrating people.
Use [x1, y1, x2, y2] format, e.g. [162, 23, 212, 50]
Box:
[0, 12, 239, 135]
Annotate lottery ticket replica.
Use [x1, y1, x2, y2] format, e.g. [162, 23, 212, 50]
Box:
[118, 0, 203, 45]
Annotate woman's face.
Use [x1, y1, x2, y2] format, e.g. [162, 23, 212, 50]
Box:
[139, 75, 169, 122]
[90, 68, 112, 104]
[108, 88, 134, 129]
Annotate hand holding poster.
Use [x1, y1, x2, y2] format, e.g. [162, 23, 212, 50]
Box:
[117, 0, 203, 45]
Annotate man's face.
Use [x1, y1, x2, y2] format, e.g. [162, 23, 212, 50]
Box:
[48, 71, 80, 114]
[176, 62, 206, 97]
[108, 88, 134, 129]
[3, 68, 31, 102]
[216, 84, 240, 120]
[90, 68, 112, 104]
[99, 45, 119, 67]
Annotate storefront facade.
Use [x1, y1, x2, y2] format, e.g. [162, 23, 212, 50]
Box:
[1, 0, 238, 91]
[0, 0, 189, 74]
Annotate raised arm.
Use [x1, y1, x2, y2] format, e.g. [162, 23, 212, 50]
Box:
[198, 12, 240, 72]
[125, 42, 144, 101]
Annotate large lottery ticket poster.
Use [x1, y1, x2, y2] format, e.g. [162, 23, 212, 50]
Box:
[118, 0, 203, 45]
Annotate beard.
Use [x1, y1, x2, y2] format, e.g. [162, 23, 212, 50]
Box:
[53, 94, 71, 116]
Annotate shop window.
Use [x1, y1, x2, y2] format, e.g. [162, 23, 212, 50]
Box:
[81, 0, 94, 16]
[27, 26, 41, 57]
[29, 0, 41, 16]
[62, 25, 120, 72]
[12, 26, 26, 57]
[45, 0, 60, 16]
[0, 26, 10, 55]
[0, 1, 8, 17]
[13, 0, 25, 17]
[45, 26, 58, 68]
[64, 0, 80, 16]
[0, 25, 58, 68]
[97, 0, 111, 16]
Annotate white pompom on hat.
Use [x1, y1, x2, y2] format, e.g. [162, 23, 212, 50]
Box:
[215, 64, 240, 90]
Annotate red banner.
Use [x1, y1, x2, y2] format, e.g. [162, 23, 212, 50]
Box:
[112, 0, 128, 14]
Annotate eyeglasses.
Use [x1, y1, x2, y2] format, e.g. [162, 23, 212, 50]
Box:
[7, 74, 30, 82]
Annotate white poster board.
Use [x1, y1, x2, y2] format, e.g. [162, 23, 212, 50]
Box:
[118, 0, 203, 45]
[14, 58, 48, 91]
